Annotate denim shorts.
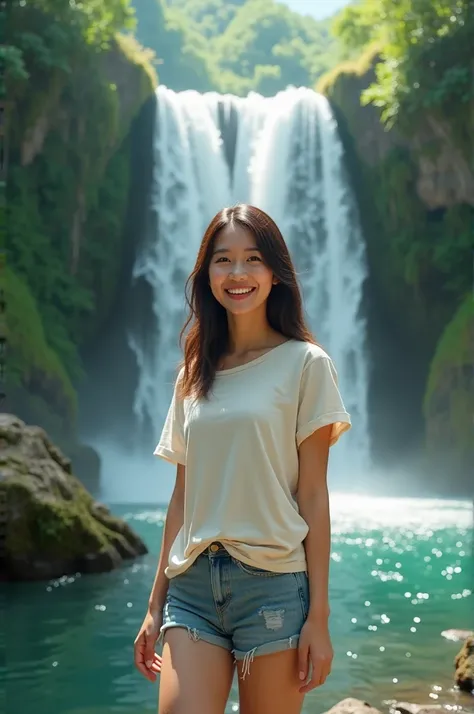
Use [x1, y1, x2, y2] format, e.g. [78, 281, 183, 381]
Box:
[159, 542, 310, 677]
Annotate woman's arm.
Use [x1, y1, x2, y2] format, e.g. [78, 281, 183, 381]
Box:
[297, 423, 332, 620]
[148, 463, 185, 613]
[296, 423, 333, 691]
[134, 464, 185, 681]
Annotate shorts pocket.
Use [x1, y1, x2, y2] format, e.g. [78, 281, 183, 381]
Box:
[232, 558, 280, 577]
[293, 571, 310, 619]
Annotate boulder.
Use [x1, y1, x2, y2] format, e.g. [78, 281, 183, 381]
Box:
[454, 637, 474, 694]
[0, 414, 148, 581]
[322, 699, 383, 714]
[392, 704, 444, 714]
[442, 629, 474, 643]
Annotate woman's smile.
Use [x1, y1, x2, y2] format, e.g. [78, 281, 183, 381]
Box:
[224, 286, 257, 300]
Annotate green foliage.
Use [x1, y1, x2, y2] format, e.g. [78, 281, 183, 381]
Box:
[212, 0, 339, 94]
[316, 41, 380, 96]
[425, 296, 473, 407]
[131, 0, 341, 96]
[168, 0, 245, 38]
[423, 295, 473, 466]
[4, 267, 77, 419]
[131, 0, 214, 92]
[7, 0, 156, 424]
[331, 0, 473, 133]
[321, 0, 473, 352]
[331, 1, 381, 54]
[376, 154, 472, 301]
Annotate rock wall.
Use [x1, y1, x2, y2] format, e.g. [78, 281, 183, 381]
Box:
[319, 50, 473, 495]
[423, 297, 473, 490]
[5, 29, 157, 492]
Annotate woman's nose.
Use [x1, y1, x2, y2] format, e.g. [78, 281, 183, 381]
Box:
[229, 262, 248, 278]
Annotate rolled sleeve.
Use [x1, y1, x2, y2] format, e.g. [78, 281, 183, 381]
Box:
[153, 371, 186, 465]
[296, 356, 351, 448]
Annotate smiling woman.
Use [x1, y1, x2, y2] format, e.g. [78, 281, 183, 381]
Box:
[134, 203, 352, 714]
[180, 204, 314, 397]
[210, 227, 271, 307]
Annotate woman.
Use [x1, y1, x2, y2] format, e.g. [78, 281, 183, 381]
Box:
[134, 204, 351, 714]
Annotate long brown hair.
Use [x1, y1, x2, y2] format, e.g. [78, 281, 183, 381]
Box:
[179, 204, 314, 398]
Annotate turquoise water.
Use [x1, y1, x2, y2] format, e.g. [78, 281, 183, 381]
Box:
[4, 495, 474, 713]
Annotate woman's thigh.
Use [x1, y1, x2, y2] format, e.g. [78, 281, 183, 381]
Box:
[237, 649, 304, 714]
[158, 628, 235, 714]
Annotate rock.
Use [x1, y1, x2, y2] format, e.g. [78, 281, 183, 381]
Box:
[0, 414, 148, 581]
[66, 441, 101, 495]
[423, 297, 474, 492]
[454, 637, 474, 694]
[321, 52, 474, 210]
[391, 704, 444, 714]
[412, 115, 474, 210]
[322, 698, 383, 714]
[442, 629, 474, 643]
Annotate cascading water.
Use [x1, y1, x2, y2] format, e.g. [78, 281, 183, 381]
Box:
[123, 85, 370, 500]
[129, 88, 232, 432]
[245, 89, 370, 474]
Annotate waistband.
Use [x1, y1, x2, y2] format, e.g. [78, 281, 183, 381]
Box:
[203, 541, 228, 556]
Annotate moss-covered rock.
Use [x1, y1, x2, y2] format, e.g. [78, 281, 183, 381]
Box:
[0, 414, 147, 581]
[423, 296, 474, 482]
[4, 266, 76, 422]
[454, 637, 474, 694]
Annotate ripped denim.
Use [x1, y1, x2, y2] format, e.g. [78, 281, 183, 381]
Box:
[158, 542, 309, 679]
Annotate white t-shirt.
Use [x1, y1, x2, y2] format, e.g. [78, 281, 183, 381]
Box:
[154, 339, 351, 578]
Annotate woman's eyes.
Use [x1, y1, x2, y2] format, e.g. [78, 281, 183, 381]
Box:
[215, 255, 262, 263]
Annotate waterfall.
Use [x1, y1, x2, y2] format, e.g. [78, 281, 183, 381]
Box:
[124, 85, 370, 499]
[129, 88, 232, 432]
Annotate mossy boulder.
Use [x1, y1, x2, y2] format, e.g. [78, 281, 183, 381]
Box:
[454, 637, 474, 694]
[0, 414, 148, 581]
[423, 296, 474, 489]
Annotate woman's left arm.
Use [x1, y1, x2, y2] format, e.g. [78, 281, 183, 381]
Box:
[296, 423, 334, 693]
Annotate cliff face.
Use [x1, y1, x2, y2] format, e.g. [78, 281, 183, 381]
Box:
[320, 52, 473, 495]
[5, 28, 157, 490]
[423, 297, 473, 490]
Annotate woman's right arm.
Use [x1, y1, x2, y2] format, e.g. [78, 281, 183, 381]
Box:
[148, 463, 185, 613]
[134, 463, 185, 681]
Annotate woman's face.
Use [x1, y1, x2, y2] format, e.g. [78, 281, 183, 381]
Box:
[208, 224, 276, 315]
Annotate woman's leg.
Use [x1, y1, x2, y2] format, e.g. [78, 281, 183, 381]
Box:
[237, 649, 304, 714]
[158, 628, 235, 714]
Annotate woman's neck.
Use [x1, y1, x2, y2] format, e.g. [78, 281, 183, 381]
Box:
[226, 309, 280, 355]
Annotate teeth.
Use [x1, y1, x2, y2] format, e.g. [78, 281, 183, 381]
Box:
[227, 288, 254, 295]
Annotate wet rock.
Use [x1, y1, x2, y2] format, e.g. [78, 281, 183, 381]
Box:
[442, 629, 474, 642]
[322, 698, 383, 714]
[454, 637, 474, 694]
[0, 414, 148, 581]
[391, 703, 444, 714]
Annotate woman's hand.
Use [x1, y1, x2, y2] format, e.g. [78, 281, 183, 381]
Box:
[134, 608, 163, 682]
[297, 618, 333, 693]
